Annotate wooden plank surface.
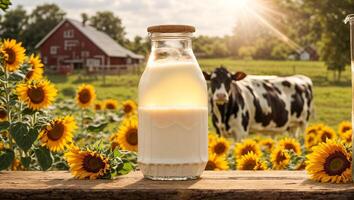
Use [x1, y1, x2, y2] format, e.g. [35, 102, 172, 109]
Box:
[0, 171, 353, 200]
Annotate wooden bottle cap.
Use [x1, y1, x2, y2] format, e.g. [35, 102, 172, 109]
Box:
[147, 25, 195, 33]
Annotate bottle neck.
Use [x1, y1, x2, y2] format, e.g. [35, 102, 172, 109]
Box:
[148, 32, 195, 66]
[150, 32, 192, 50]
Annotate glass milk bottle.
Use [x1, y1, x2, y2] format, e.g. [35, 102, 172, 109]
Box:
[345, 14, 354, 182]
[138, 25, 208, 180]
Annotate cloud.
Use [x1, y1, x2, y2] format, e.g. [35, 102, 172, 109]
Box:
[11, 0, 238, 39]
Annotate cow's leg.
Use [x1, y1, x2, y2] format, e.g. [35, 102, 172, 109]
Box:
[212, 114, 221, 135]
[295, 121, 307, 139]
[228, 115, 248, 141]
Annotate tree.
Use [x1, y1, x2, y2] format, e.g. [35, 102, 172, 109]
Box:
[89, 11, 126, 45]
[125, 36, 150, 56]
[274, 0, 354, 81]
[81, 13, 89, 26]
[0, 6, 28, 41]
[23, 4, 65, 51]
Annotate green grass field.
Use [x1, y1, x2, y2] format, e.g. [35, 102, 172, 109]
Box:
[48, 59, 352, 128]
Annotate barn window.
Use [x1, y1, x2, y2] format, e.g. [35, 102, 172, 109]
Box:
[64, 29, 74, 38]
[81, 51, 90, 57]
[86, 58, 100, 67]
[50, 46, 59, 55]
[64, 40, 78, 50]
[43, 56, 47, 64]
[127, 57, 132, 64]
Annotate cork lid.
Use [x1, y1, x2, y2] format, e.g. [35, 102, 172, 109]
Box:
[147, 25, 195, 33]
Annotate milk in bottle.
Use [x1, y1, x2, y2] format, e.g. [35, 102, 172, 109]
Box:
[138, 25, 208, 180]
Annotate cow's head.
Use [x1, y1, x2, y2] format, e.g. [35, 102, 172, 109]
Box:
[203, 66, 246, 105]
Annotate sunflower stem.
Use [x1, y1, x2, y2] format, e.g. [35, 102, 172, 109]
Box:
[80, 109, 85, 131]
[4, 69, 13, 149]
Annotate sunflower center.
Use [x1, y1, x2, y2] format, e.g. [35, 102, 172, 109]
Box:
[324, 151, 350, 176]
[4, 48, 16, 65]
[95, 104, 102, 110]
[276, 151, 287, 164]
[124, 104, 133, 113]
[241, 146, 254, 156]
[243, 160, 257, 170]
[126, 128, 138, 145]
[205, 161, 216, 170]
[0, 109, 7, 119]
[27, 87, 45, 104]
[26, 70, 34, 80]
[321, 131, 332, 142]
[342, 126, 351, 133]
[78, 89, 91, 104]
[214, 143, 226, 155]
[47, 122, 65, 141]
[284, 143, 296, 152]
[106, 103, 115, 110]
[83, 155, 105, 173]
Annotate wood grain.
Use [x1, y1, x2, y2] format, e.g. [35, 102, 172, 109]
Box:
[0, 171, 353, 200]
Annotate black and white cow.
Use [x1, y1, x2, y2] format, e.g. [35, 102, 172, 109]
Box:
[203, 66, 313, 141]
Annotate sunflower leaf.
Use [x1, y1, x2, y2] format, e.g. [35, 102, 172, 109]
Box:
[0, 149, 14, 171]
[0, 121, 10, 131]
[87, 122, 108, 133]
[8, 71, 25, 81]
[21, 156, 31, 169]
[34, 146, 53, 171]
[22, 108, 38, 115]
[9, 122, 38, 152]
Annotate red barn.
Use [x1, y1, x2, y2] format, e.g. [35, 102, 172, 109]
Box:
[35, 18, 144, 74]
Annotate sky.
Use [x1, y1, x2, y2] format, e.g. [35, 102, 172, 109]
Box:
[12, 0, 242, 39]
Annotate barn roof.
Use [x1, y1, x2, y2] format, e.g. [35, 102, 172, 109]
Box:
[35, 18, 144, 59]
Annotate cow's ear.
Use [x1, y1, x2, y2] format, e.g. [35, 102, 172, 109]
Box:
[233, 71, 247, 81]
[203, 71, 211, 81]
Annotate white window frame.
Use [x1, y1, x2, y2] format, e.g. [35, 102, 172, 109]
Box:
[64, 40, 78, 51]
[81, 51, 90, 57]
[63, 29, 74, 38]
[50, 46, 59, 55]
[86, 58, 100, 67]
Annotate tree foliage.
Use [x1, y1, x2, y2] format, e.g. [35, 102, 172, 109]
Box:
[275, 0, 354, 81]
[86, 11, 126, 45]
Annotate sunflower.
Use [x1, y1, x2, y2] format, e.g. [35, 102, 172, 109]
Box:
[234, 139, 262, 159]
[306, 123, 325, 136]
[0, 142, 4, 150]
[259, 138, 275, 152]
[318, 126, 337, 143]
[205, 153, 229, 171]
[65, 146, 110, 179]
[104, 99, 118, 110]
[278, 137, 302, 155]
[122, 100, 137, 115]
[208, 132, 218, 145]
[306, 140, 352, 183]
[305, 133, 318, 150]
[38, 116, 77, 152]
[11, 159, 24, 171]
[76, 84, 96, 108]
[270, 147, 290, 170]
[94, 101, 103, 111]
[338, 121, 352, 137]
[209, 136, 230, 156]
[0, 106, 8, 122]
[0, 39, 26, 72]
[114, 116, 138, 152]
[237, 152, 267, 170]
[341, 130, 352, 146]
[16, 79, 57, 110]
[25, 54, 44, 81]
